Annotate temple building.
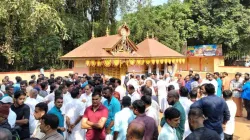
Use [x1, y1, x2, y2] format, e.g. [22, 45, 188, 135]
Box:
[61, 24, 185, 78]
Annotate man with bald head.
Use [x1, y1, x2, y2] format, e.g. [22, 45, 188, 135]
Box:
[25, 89, 39, 134]
[160, 90, 186, 140]
[126, 120, 145, 140]
[0, 128, 12, 140]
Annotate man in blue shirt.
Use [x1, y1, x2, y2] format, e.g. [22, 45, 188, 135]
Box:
[191, 83, 230, 139]
[214, 72, 222, 97]
[13, 76, 22, 92]
[102, 86, 121, 135]
[241, 73, 250, 120]
[48, 96, 65, 135]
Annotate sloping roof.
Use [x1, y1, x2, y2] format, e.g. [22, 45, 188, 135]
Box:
[61, 34, 141, 60]
[136, 38, 184, 57]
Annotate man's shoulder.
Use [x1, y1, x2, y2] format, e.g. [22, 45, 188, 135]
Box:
[22, 104, 30, 110]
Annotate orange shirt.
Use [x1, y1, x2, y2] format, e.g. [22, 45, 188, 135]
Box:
[223, 77, 230, 90]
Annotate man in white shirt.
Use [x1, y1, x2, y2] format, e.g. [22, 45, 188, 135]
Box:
[115, 79, 126, 100]
[79, 85, 92, 107]
[223, 90, 237, 140]
[164, 73, 171, 84]
[200, 73, 218, 94]
[179, 87, 193, 139]
[141, 86, 160, 113]
[168, 77, 180, 91]
[32, 102, 48, 139]
[141, 95, 159, 126]
[157, 75, 168, 112]
[65, 88, 86, 140]
[63, 81, 74, 105]
[144, 73, 157, 87]
[25, 89, 39, 134]
[0, 97, 16, 129]
[158, 107, 180, 140]
[114, 96, 135, 140]
[127, 74, 139, 91]
[127, 85, 140, 103]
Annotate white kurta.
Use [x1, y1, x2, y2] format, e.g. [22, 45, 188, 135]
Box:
[25, 97, 39, 134]
[79, 93, 92, 107]
[145, 106, 159, 126]
[157, 80, 168, 111]
[128, 91, 141, 103]
[115, 86, 126, 100]
[65, 99, 86, 140]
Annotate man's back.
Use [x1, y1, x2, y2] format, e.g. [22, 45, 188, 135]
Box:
[185, 127, 220, 140]
[135, 114, 158, 140]
[191, 95, 230, 134]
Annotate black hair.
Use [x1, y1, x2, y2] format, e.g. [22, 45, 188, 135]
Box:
[93, 85, 102, 93]
[168, 90, 179, 99]
[140, 85, 152, 96]
[20, 80, 28, 86]
[54, 96, 63, 102]
[31, 75, 36, 79]
[41, 114, 59, 129]
[179, 86, 189, 97]
[15, 76, 22, 83]
[168, 85, 175, 91]
[92, 90, 102, 97]
[130, 74, 135, 79]
[235, 73, 241, 77]
[205, 84, 215, 95]
[141, 75, 145, 80]
[54, 89, 62, 97]
[128, 85, 135, 91]
[108, 82, 116, 89]
[58, 84, 66, 90]
[35, 102, 48, 113]
[223, 90, 233, 100]
[40, 82, 48, 90]
[37, 78, 42, 84]
[50, 84, 56, 94]
[164, 107, 180, 120]
[132, 100, 145, 114]
[121, 96, 131, 107]
[189, 70, 193, 73]
[193, 74, 200, 81]
[102, 86, 113, 93]
[66, 81, 73, 88]
[189, 90, 197, 99]
[14, 90, 26, 99]
[188, 108, 203, 118]
[71, 88, 80, 98]
[5, 85, 14, 91]
[109, 78, 116, 83]
[29, 80, 35, 85]
[48, 79, 55, 85]
[115, 78, 121, 85]
[245, 73, 250, 77]
[214, 72, 220, 76]
[141, 95, 152, 105]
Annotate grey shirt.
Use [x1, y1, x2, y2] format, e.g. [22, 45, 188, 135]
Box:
[41, 131, 63, 140]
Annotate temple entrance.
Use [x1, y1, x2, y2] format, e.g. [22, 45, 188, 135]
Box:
[89, 63, 127, 78]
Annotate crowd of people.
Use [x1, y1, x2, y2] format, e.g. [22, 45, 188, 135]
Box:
[0, 70, 249, 140]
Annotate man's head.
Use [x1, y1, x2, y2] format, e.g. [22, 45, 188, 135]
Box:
[235, 73, 241, 81]
[29, 89, 38, 99]
[214, 72, 220, 79]
[31, 75, 36, 80]
[15, 76, 22, 83]
[189, 70, 193, 76]
[140, 85, 152, 96]
[70, 88, 80, 99]
[205, 84, 215, 96]
[0, 128, 12, 140]
[193, 74, 200, 81]
[141, 95, 152, 107]
[54, 96, 63, 109]
[20, 80, 27, 92]
[92, 91, 102, 108]
[132, 100, 145, 115]
[189, 90, 197, 100]
[126, 120, 145, 140]
[179, 86, 189, 97]
[5, 85, 14, 96]
[122, 96, 131, 108]
[34, 102, 48, 120]
[200, 84, 207, 96]
[114, 78, 121, 87]
[84, 85, 92, 94]
[167, 90, 179, 106]
[208, 73, 214, 81]
[40, 82, 48, 91]
[127, 85, 135, 95]
[185, 75, 190, 82]
[102, 86, 113, 100]
[177, 74, 182, 80]
[188, 108, 205, 131]
[223, 90, 233, 100]
[40, 114, 59, 134]
[145, 80, 152, 87]
[50, 74, 55, 79]
[0, 104, 10, 123]
[244, 73, 250, 81]
[222, 72, 228, 78]
[14, 90, 26, 106]
[28, 80, 36, 88]
[66, 81, 74, 93]
[4, 76, 9, 81]
[164, 107, 180, 128]
[1, 79, 7, 85]
[168, 85, 175, 92]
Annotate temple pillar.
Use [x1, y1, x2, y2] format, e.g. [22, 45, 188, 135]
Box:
[156, 64, 160, 78]
[148, 64, 152, 74]
[164, 63, 168, 75]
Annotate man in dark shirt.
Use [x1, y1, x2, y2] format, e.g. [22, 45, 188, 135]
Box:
[191, 84, 230, 139]
[11, 90, 30, 139]
[132, 100, 158, 140]
[185, 108, 220, 140]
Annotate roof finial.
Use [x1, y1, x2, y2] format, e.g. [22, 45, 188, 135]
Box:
[106, 27, 109, 36]
[91, 30, 95, 39]
[146, 32, 149, 39]
[152, 33, 154, 39]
